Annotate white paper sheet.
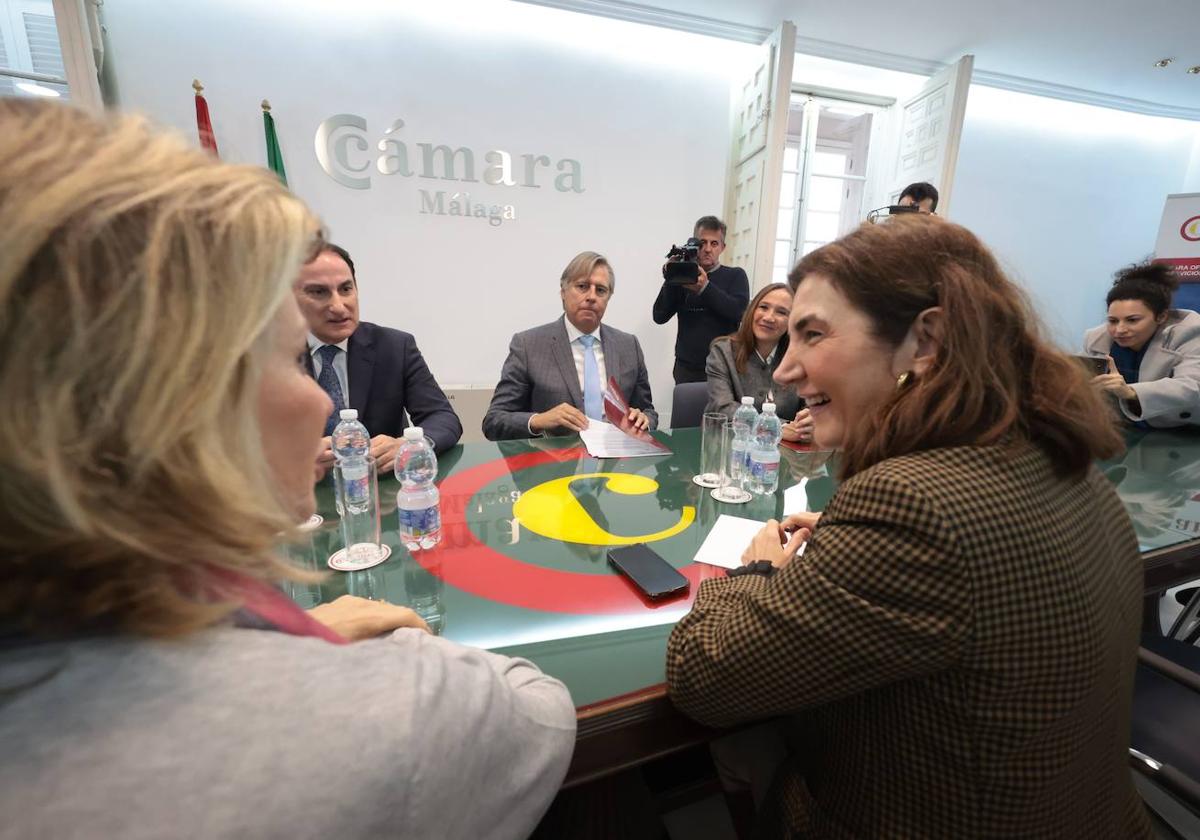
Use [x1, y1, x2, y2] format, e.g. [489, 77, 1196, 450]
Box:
[578, 423, 669, 458]
[782, 478, 808, 517]
[693, 513, 810, 570]
[692, 514, 767, 570]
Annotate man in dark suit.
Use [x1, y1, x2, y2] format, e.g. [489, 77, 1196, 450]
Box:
[483, 251, 657, 441]
[653, 215, 750, 384]
[295, 244, 462, 478]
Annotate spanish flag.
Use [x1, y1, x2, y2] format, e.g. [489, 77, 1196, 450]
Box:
[192, 79, 218, 156]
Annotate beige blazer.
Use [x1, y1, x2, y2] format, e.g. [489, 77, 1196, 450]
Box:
[1084, 308, 1200, 428]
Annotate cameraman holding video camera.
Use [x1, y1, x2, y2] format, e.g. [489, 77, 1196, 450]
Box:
[653, 215, 750, 384]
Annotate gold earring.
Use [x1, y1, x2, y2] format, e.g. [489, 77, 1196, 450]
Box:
[896, 371, 911, 390]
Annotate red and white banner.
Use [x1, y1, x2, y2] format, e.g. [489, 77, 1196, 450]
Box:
[1154, 192, 1200, 281]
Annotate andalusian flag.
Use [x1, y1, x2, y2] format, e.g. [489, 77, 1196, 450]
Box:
[262, 100, 288, 186]
[192, 79, 218, 156]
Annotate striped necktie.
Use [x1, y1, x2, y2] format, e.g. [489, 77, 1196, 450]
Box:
[316, 344, 345, 435]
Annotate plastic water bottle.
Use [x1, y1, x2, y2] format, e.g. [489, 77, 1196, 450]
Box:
[332, 409, 383, 565]
[395, 426, 442, 550]
[731, 396, 759, 485]
[332, 409, 371, 514]
[748, 402, 783, 495]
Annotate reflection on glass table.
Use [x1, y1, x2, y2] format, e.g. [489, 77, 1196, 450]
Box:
[1100, 429, 1200, 552]
[285, 426, 1199, 706]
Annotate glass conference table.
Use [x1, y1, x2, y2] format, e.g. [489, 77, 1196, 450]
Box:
[288, 426, 1200, 785]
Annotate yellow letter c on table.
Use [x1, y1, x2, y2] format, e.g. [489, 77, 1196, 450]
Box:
[512, 472, 694, 545]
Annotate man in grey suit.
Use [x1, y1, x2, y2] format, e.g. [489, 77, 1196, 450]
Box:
[483, 251, 657, 441]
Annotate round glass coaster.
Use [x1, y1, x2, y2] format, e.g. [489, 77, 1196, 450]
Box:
[299, 514, 324, 532]
[328, 543, 392, 572]
[692, 473, 721, 488]
[711, 486, 752, 504]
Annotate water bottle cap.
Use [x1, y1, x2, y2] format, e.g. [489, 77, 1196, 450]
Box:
[762, 402, 776, 413]
[741, 396, 755, 405]
[404, 426, 424, 440]
[339, 409, 358, 420]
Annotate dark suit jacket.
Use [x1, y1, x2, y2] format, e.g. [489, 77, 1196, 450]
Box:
[482, 317, 657, 441]
[652, 264, 750, 369]
[668, 444, 1152, 839]
[306, 321, 462, 453]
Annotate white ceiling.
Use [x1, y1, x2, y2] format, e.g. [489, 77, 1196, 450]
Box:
[522, 0, 1200, 119]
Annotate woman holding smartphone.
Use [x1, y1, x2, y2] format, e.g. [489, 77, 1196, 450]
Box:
[1083, 262, 1200, 428]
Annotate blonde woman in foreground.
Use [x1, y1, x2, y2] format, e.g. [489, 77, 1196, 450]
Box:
[0, 100, 574, 840]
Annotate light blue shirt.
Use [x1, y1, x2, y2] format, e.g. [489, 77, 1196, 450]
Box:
[562, 315, 607, 392]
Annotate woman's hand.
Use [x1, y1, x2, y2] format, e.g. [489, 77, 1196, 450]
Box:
[741, 519, 811, 569]
[780, 511, 821, 533]
[781, 409, 814, 442]
[308, 594, 430, 640]
[1091, 356, 1137, 401]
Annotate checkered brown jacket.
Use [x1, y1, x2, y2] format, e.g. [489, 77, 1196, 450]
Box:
[668, 443, 1152, 839]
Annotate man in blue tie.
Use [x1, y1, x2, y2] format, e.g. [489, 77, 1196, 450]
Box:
[483, 251, 657, 441]
[295, 243, 462, 478]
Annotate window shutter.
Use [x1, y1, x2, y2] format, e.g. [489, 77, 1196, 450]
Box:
[0, 23, 12, 95]
[19, 11, 67, 95]
[22, 12, 62, 77]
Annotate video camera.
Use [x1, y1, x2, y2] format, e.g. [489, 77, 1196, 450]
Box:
[663, 237, 703, 285]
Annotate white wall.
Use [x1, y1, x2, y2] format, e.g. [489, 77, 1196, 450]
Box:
[788, 52, 1200, 349]
[100, 0, 755, 424]
[952, 86, 1200, 348]
[97, 0, 1200, 400]
[1185, 134, 1200, 191]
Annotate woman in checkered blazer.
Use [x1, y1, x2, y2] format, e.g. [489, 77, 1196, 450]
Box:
[668, 216, 1152, 839]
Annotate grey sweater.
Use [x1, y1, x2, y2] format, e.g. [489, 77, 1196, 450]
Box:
[704, 337, 802, 421]
[0, 625, 576, 839]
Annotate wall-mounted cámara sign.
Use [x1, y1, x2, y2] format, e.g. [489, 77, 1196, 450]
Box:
[314, 115, 585, 227]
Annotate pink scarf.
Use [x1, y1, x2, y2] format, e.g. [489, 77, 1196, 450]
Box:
[209, 567, 348, 645]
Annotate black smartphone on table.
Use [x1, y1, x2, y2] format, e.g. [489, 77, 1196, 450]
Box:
[607, 544, 689, 600]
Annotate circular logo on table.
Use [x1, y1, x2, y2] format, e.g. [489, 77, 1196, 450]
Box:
[415, 447, 706, 613]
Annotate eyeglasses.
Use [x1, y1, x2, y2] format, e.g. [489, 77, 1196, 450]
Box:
[570, 280, 611, 299]
[866, 205, 931, 223]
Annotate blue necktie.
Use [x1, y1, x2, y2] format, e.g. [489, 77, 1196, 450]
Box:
[579, 334, 602, 420]
[316, 344, 345, 435]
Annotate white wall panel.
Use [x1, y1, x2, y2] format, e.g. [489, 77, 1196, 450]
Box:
[952, 86, 1199, 349]
[100, 0, 755, 426]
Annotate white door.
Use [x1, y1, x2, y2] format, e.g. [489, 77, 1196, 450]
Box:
[724, 21, 796, 290]
[882, 55, 973, 216]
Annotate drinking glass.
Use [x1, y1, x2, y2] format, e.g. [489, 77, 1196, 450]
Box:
[332, 458, 387, 569]
[692, 412, 725, 488]
[283, 514, 324, 608]
[711, 420, 752, 504]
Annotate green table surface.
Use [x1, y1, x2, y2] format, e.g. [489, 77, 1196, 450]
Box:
[288, 426, 1200, 708]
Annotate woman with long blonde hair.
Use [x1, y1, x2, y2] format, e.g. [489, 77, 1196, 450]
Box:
[0, 100, 574, 839]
